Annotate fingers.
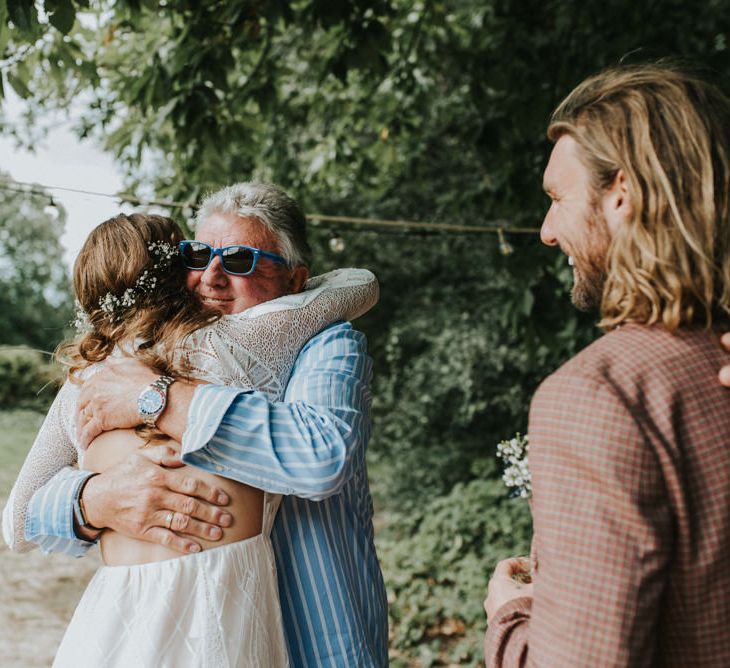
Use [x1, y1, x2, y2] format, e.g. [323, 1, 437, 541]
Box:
[76, 377, 114, 447]
[485, 557, 534, 622]
[494, 556, 530, 578]
[164, 489, 233, 529]
[76, 398, 91, 444]
[138, 444, 184, 468]
[718, 334, 730, 386]
[155, 509, 224, 541]
[720, 364, 730, 387]
[75, 363, 150, 442]
[143, 526, 202, 555]
[88, 453, 232, 554]
[78, 414, 105, 450]
[163, 469, 230, 507]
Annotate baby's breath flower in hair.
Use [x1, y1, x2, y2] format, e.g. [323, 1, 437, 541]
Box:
[72, 299, 93, 334]
[496, 433, 531, 499]
[90, 241, 179, 326]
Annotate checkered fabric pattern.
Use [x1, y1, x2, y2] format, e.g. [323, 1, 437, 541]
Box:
[485, 324, 730, 667]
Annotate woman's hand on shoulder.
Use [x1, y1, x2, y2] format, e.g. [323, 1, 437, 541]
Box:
[720, 333, 730, 387]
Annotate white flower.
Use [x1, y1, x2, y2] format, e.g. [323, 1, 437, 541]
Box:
[72, 300, 93, 334]
[496, 433, 530, 499]
[92, 240, 179, 322]
[121, 288, 136, 307]
[99, 292, 120, 313]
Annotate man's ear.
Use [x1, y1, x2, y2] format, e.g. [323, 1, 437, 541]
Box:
[602, 169, 632, 234]
[288, 266, 310, 293]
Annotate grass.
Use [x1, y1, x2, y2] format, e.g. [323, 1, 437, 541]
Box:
[0, 409, 45, 497]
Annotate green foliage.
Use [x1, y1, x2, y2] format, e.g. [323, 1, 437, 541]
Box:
[0, 408, 46, 496]
[0, 178, 73, 351]
[362, 233, 595, 505]
[379, 458, 532, 666]
[0, 346, 62, 411]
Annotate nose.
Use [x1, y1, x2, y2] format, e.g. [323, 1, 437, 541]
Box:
[540, 209, 559, 247]
[201, 255, 228, 287]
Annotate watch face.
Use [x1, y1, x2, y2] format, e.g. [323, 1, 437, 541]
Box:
[138, 387, 164, 416]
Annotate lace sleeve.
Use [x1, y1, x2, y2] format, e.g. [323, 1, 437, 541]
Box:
[176, 268, 378, 398]
[1, 379, 80, 552]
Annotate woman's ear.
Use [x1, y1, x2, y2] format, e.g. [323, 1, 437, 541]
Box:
[288, 266, 310, 294]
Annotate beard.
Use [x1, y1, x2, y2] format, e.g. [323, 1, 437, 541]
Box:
[568, 206, 612, 312]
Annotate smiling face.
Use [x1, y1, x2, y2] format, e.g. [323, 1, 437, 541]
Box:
[541, 134, 615, 312]
[185, 211, 305, 314]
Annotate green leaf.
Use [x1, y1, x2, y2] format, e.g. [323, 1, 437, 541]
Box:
[0, 1, 8, 56]
[46, 0, 76, 35]
[6, 0, 38, 34]
[7, 71, 30, 98]
[521, 288, 535, 316]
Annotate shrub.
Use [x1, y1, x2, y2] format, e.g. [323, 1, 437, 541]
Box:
[0, 346, 62, 410]
[380, 457, 532, 667]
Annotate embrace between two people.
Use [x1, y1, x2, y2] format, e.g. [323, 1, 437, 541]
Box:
[4, 182, 387, 667]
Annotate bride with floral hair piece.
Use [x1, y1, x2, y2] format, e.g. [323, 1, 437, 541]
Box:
[2, 212, 378, 667]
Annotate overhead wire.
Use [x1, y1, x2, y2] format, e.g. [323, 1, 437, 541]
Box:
[0, 178, 541, 236]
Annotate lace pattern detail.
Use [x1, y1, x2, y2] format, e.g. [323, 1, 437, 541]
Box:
[2, 268, 378, 552]
[176, 268, 378, 398]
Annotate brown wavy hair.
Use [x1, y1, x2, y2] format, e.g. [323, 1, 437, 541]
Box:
[59, 213, 220, 378]
[548, 63, 730, 331]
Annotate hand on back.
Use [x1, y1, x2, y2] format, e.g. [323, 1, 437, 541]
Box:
[82, 446, 232, 554]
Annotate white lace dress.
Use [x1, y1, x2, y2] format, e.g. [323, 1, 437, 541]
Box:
[1, 268, 378, 668]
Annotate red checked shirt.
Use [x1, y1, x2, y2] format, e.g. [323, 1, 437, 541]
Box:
[485, 325, 730, 667]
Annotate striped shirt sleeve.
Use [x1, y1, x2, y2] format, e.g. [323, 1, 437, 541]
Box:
[24, 467, 98, 557]
[181, 321, 372, 500]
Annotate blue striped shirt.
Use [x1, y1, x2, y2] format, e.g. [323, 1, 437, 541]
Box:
[26, 322, 388, 667]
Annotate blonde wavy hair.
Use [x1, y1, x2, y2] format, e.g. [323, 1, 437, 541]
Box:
[548, 63, 730, 331]
[59, 213, 220, 379]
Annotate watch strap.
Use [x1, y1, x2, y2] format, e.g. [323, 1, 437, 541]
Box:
[152, 375, 175, 393]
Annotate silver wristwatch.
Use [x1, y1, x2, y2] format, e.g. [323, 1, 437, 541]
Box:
[137, 375, 175, 427]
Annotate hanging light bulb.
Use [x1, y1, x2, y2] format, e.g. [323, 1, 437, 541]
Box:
[497, 228, 514, 256]
[329, 235, 346, 253]
[44, 197, 59, 220]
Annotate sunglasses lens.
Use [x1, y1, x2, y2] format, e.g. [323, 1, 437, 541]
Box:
[181, 242, 212, 269]
[221, 246, 255, 275]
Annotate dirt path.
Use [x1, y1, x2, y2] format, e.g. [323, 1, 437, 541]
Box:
[0, 496, 101, 667]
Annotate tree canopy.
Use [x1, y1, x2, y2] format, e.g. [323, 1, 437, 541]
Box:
[0, 178, 72, 351]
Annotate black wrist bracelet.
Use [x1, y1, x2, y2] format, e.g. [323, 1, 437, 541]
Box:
[73, 472, 103, 536]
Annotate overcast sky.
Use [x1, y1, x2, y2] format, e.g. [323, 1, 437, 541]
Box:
[0, 91, 131, 271]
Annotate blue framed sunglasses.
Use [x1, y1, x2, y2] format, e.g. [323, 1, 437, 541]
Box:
[179, 240, 288, 276]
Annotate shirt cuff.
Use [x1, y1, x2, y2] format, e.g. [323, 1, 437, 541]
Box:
[484, 596, 532, 666]
[181, 384, 252, 458]
[491, 596, 533, 622]
[25, 468, 98, 556]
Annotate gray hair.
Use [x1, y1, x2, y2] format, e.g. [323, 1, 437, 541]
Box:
[195, 182, 313, 268]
